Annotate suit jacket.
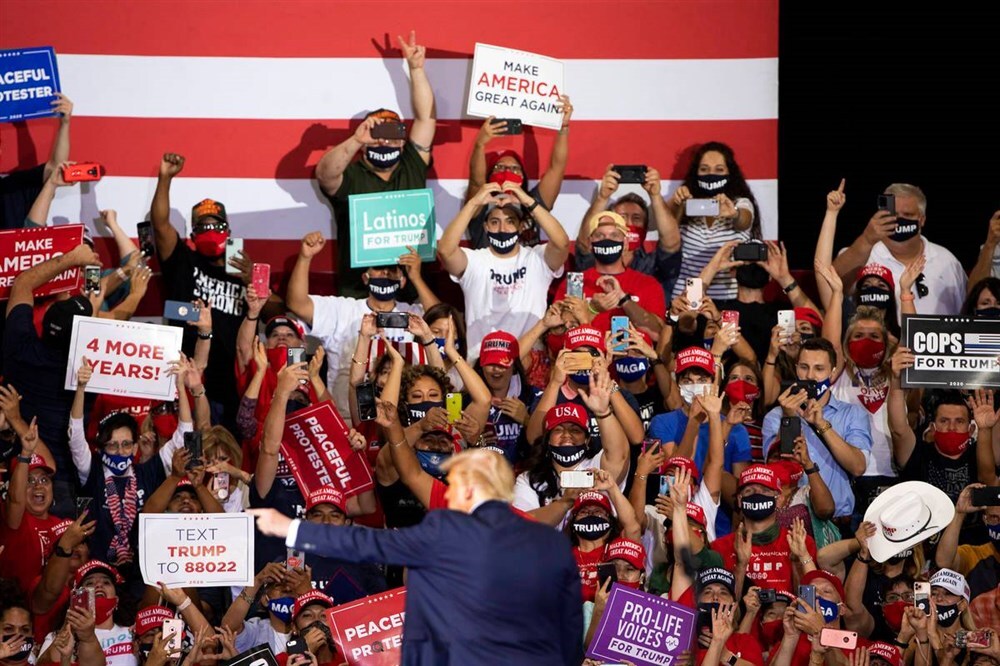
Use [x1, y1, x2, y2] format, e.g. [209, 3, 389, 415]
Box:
[294, 500, 583, 666]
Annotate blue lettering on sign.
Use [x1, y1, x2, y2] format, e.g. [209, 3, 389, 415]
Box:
[0, 47, 61, 123]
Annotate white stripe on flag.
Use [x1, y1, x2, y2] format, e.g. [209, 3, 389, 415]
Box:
[48, 177, 779, 241]
[58, 54, 778, 121]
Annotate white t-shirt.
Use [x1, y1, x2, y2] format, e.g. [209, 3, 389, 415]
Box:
[640, 481, 719, 574]
[866, 237, 968, 321]
[832, 370, 895, 477]
[42, 624, 136, 665]
[452, 245, 563, 358]
[513, 452, 604, 530]
[308, 295, 422, 422]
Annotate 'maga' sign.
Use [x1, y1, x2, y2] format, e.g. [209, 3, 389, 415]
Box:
[902, 315, 1000, 388]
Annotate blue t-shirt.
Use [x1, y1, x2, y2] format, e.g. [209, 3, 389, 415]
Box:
[487, 386, 542, 464]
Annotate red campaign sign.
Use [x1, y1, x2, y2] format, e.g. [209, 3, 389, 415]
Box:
[0, 224, 84, 300]
[325, 588, 407, 666]
[281, 401, 374, 498]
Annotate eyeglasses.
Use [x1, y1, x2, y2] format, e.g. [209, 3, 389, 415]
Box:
[984, 515, 1000, 526]
[884, 592, 915, 603]
[194, 221, 228, 233]
[492, 164, 523, 175]
[27, 476, 52, 486]
[105, 440, 135, 454]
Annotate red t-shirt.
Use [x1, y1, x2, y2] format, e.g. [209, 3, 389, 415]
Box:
[427, 479, 536, 521]
[710, 527, 817, 594]
[28, 575, 70, 643]
[0, 508, 62, 595]
[676, 587, 765, 666]
[554, 267, 667, 332]
[574, 544, 609, 602]
[86, 394, 152, 441]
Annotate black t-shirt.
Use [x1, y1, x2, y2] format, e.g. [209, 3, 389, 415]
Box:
[900, 441, 976, 502]
[306, 551, 387, 605]
[159, 238, 245, 420]
[248, 458, 305, 571]
[713, 299, 780, 363]
[376, 478, 426, 529]
[324, 142, 430, 298]
[2, 304, 75, 481]
[1, 165, 45, 231]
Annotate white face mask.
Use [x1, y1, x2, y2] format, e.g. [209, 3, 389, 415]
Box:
[680, 383, 712, 405]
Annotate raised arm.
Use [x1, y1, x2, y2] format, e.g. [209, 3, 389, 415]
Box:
[524, 350, 567, 445]
[509, 182, 569, 272]
[466, 118, 500, 200]
[968, 211, 1000, 289]
[669, 467, 696, 601]
[595, 468, 641, 541]
[106, 264, 152, 322]
[629, 443, 667, 533]
[287, 232, 324, 327]
[438, 184, 499, 277]
[936, 484, 980, 572]
[151, 153, 184, 261]
[4, 416, 42, 530]
[898, 254, 926, 318]
[887, 348, 917, 469]
[644, 167, 681, 253]
[831, 209, 896, 287]
[236, 286, 265, 371]
[971, 390, 999, 485]
[255, 363, 308, 498]
[25, 163, 72, 227]
[815, 180, 846, 307]
[577, 166, 620, 255]
[68, 359, 95, 483]
[42, 93, 73, 181]
[315, 118, 375, 197]
[398, 31, 435, 160]
[535, 95, 572, 207]
[579, 360, 630, 484]
[398, 246, 440, 311]
[814, 262, 845, 373]
[442, 319, 491, 427]
[7, 242, 97, 314]
[700, 391, 725, 503]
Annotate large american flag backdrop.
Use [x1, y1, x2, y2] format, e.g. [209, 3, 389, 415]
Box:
[0, 0, 777, 299]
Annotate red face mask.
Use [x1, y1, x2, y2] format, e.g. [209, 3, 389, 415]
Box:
[151, 413, 178, 440]
[488, 170, 524, 192]
[881, 600, 907, 633]
[759, 618, 784, 646]
[94, 595, 118, 625]
[193, 230, 228, 257]
[545, 332, 566, 358]
[848, 337, 886, 369]
[725, 379, 760, 405]
[266, 346, 289, 374]
[626, 225, 647, 251]
[618, 580, 642, 590]
[933, 429, 971, 457]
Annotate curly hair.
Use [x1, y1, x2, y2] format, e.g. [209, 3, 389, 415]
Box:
[680, 141, 761, 237]
[398, 365, 454, 420]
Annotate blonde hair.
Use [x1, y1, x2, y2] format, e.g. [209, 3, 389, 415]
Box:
[202, 426, 242, 468]
[843, 306, 895, 380]
[439, 449, 515, 502]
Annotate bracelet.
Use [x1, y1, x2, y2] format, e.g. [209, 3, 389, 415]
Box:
[800, 556, 813, 565]
[239, 589, 255, 605]
[197, 331, 213, 340]
[914, 637, 929, 645]
[764, 359, 776, 366]
[115, 267, 127, 280]
[246, 314, 259, 321]
[649, 358, 663, 367]
[420, 338, 435, 347]
[803, 465, 819, 475]
[351, 357, 366, 366]
[525, 200, 540, 213]
[782, 281, 799, 294]
[390, 439, 408, 448]
[176, 597, 192, 612]
[16, 454, 32, 464]
[893, 639, 909, 648]
[617, 293, 633, 307]
[857, 553, 873, 565]
[636, 474, 648, 481]
[587, 301, 600, 315]
[815, 422, 832, 436]
[900, 293, 915, 302]
[190, 388, 206, 398]
[595, 410, 613, 419]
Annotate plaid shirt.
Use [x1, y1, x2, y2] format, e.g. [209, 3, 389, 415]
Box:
[971, 586, 1000, 630]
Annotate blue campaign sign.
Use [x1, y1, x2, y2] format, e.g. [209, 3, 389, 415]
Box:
[0, 47, 62, 123]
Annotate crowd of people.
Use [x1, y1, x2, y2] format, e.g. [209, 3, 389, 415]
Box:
[2, 30, 1000, 666]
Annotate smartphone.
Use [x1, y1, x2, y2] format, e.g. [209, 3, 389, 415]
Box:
[798, 584, 816, 611]
[819, 628, 857, 650]
[251, 263, 271, 299]
[225, 237, 244, 275]
[732, 242, 768, 262]
[642, 439, 664, 474]
[610, 316, 630, 353]
[659, 474, 673, 497]
[492, 118, 523, 135]
[356, 381, 377, 422]
[721, 310, 740, 330]
[213, 472, 230, 500]
[371, 121, 407, 140]
[164, 300, 201, 323]
[914, 581, 931, 614]
[956, 630, 992, 649]
[780, 416, 800, 456]
[971, 486, 1000, 507]
[563, 351, 595, 372]
[685, 277, 703, 310]
[183, 431, 203, 470]
[777, 310, 795, 340]
[757, 588, 777, 604]
[286, 636, 308, 656]
[792, 380, 819, 400]
[612, 164, 647, 185]
[83, 265, 101, 295]
[560, 470, 594, 489]
[597, 562, 618, 589]
[137, 221, 155, 258]
[685, 198, 720, 217]
[287, 347, 307, 366]
[163, 618, 184, 656]
[567, 272, 584, 299]
[71, 586, 95, 614]
[375, 312, 409, 329]
[76, 496, 92, 518]
[62, 162, 105, 183]
[877, 193, 896, 216]
[286, 547, 305, 570]
[446, 392, 463, 423]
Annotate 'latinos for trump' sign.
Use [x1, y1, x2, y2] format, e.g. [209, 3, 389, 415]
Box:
[349, 189, 436, 269]
[902, 315, 1000, 388]
[466, 43, 565, 130]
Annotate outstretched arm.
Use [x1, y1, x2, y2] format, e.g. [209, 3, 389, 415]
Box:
[7, 242, 98, 314]
[535, 95, 572, 207]
[399, 31, 435, 159]
[42, 93, 73, 182]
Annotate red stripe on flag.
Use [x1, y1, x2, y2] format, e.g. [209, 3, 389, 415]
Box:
[0, 118, 778, 180]
[0, 1, 778, 60]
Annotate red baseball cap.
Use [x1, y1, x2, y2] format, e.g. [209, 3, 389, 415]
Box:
[674, 347, 715, 376]
[794, 307, 823, 329]
[768, 460, 804, 487]
[15, 453, 54, 475]
[738, 464, 781, 493]
[867, 641, 903, 666]
[564, 326, 606, 353]
[685, 502, 707, 528]
[292, 590, 334, 620]
[264, 315, 305, 340]
[857, 263, 895, 292]
[664, 456, 701, 482]
[802, 569, 846, 601]
[135, 606, 174, 636]
[544, 403, 589, 432]
[573, 490, 612, 516]
[605, 538, 646, 571]
[74, 560, 123, 588]
[479, 331, 520, 368]
[486, 149, 525, 175]
[306, 486, 347, 514]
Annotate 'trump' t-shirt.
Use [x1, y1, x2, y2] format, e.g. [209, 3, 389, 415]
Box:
[710, 526, 816, 594]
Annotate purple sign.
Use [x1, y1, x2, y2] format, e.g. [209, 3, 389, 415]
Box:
[587, 584, 697, 666]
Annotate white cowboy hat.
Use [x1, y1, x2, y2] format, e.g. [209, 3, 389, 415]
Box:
[863, 481, 955, 563]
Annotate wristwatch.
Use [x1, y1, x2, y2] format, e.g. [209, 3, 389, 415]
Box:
[803, 464, 820, 475]
[54, 544, 73, 558]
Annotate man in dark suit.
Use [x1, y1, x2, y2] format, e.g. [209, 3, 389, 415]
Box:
[250, 449, 583, 665]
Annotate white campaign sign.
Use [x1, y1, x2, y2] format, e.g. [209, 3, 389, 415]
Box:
[139, 513, 255, 588]
[466, 43, 565, 130]
[63, 316, 182, 400]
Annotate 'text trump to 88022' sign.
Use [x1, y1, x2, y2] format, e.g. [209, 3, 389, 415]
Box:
[902, 315, 1000, 388]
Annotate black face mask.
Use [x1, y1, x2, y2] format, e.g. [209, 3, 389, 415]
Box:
[740, 493, 777, 521]
[735, 263, 770, 289]
[695, 174, 728, 197]
[936, 603, 960, 627]
[368, 277, 400, 301]
[487, 231, 519, 255]
[365, 145, 402, 170]
[890, 217, 920, 242]
[573, 515, 611, 540]
[885, 548, 913, 564]
[592, 239, 624, 265]
[138, 642, 154, 662]
[857, 286, 892, 309]
[407, 400, 445, 425]
[976, 307, 1000, 319]
[0, 634, 33, 662]
[551, 443, 587, 466]
[286, 399, 310, 416]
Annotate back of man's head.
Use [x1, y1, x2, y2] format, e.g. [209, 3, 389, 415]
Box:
[440, 449, 515, 504]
